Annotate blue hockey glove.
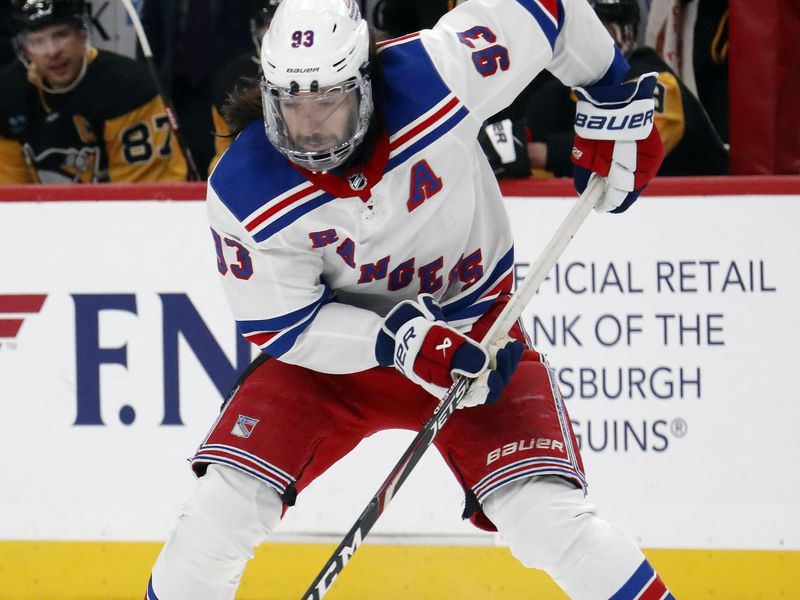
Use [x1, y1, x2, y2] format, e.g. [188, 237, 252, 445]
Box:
[459, 334, 524, 409]
[375, 294, 488, 399]
[571, 72, 664, 213]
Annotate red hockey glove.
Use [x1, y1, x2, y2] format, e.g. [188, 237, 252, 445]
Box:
[375, 294, 523, 406]
[375, 294, 488, 399]
[571, 73, 665, 213]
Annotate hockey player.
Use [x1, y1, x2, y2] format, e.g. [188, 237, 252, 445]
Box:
[147, 0, 673, 598]
[209, 0, 282, 174]
[0, 0, 187, 184]
[481, 0, 729, 178]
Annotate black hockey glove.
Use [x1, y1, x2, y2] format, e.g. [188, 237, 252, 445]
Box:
[478, 118, 532, 179]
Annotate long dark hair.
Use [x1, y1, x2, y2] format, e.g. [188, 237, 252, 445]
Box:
[221, 78, 263, 137]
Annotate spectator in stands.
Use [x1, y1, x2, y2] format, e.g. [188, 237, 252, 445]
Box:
[480, 0, 728, 178]
[0, 0, 187, 184]
[138, 0, 254, 178]
[208, 0, 280, 174]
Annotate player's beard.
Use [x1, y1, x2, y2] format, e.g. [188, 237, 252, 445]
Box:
[292, 97, 359, 154]
[295, 133, 340, 153]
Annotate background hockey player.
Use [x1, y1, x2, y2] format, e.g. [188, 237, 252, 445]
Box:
[146, 0, 673, 598]
[0, 0, 187, 184]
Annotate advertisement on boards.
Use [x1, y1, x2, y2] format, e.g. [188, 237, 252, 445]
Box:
[1, 194, 798, 550]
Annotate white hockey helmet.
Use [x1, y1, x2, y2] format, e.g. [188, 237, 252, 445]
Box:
[260, 0, 373, 171]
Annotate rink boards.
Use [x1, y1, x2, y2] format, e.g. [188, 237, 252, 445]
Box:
[1, 179, 798, 598]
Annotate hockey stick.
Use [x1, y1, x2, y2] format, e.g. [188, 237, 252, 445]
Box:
[119, 0, 202, 181]
[300, 174, 607, 600]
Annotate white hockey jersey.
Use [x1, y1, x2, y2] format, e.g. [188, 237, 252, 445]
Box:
[207, 0, 621, 374]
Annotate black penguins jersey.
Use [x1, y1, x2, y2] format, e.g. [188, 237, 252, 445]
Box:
[0, 48, 187, 184]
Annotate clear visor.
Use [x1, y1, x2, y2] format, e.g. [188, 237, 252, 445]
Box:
[261, 77, 372, 172]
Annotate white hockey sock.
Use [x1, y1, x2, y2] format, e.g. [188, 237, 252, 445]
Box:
[147, 464, 283, 600]
[483, 476, 672, 600]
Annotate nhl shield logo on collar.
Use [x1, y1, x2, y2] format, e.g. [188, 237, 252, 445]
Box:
[231, 415, 259, 438]
[348, 172, 368, 191]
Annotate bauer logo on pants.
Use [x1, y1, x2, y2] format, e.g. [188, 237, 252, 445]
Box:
[232, 415, 259, 438]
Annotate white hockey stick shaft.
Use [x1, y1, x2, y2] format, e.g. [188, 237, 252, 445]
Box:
[300, 175, 606, 600]
[479, 173, 604, 345]
[119, 0, 153, 57]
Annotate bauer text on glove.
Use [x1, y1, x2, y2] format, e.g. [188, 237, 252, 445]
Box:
[571, 72, 664, 213]
[478, 118, 532, 179]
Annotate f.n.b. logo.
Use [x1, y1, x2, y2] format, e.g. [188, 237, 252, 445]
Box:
[0, 294, 47, 347]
